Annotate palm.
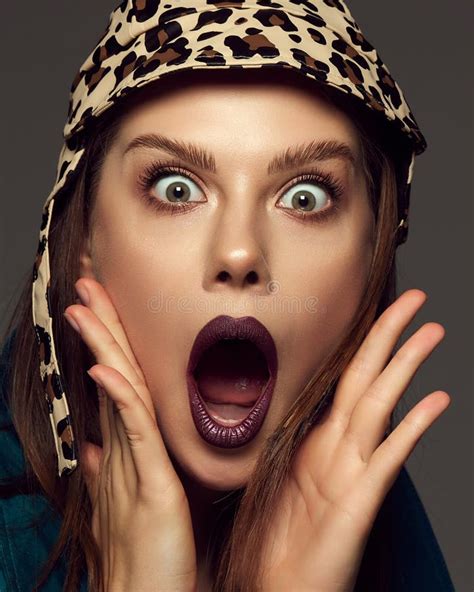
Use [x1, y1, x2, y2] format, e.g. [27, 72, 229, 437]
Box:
[261, 290, 451, 592]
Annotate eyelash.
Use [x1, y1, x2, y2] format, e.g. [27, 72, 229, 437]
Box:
[136, 159, 345, 223]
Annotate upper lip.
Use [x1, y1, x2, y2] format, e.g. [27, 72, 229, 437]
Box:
[187, 315, 278, 378]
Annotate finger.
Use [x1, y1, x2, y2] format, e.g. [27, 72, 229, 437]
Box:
[75, 278, 146, 383]
[331, 289, 427, 426]
[105, 375, 132, 502]
[86, 364, 178, 495]
[80, 440, 102, 507]
[367, 391, 451, 495]
[64, 303, 156, 422]
[100, 369, 138, 500]
[96, 384, 127, 567]
[344, 322, 445, 462]
[80, 440, 102, 544]
[86, 382, 112, 553]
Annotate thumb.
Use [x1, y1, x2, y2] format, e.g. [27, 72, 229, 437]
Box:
[80, 441, 102, 508]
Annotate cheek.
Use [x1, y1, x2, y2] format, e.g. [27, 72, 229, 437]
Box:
[318, 248, 370, 335]
[90, 203, 176, 342]
[90, 203, 201, 405]
[275, 239, 372, 404]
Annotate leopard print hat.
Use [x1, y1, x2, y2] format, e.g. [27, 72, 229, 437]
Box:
[32, 0, 427, 477]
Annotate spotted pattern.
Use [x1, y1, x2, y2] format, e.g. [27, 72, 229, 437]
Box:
[31, 0, 426, 477]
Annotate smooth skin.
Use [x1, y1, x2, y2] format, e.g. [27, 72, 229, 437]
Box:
[65, 281, 197, 592]
[64, 283, 449, 592]
[258, 289, 450, 591]
[74, 68, 378, 588]
[62, 69, 451, 590]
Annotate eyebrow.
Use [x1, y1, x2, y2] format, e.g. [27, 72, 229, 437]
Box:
[122, 133, 357, 174]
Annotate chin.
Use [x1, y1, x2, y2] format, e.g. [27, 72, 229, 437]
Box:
[167, 439, 257, 493]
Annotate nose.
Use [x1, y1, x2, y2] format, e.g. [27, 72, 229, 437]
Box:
[204, 208, 272, 295]
[215, 251, 264, 290]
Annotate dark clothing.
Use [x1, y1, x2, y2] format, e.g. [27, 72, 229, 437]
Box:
[0, 332, 455, 591]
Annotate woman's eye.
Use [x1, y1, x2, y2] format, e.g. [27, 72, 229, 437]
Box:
[151, 173, 204, 204]
[278, 181, 330, 214]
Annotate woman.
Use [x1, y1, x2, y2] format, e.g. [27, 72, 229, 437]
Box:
[0, 1, 455, 591]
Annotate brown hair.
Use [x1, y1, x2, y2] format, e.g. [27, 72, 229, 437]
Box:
[0, 69, 412, 591]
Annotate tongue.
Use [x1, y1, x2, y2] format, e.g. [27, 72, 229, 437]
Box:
[197, 372, 265, 406]
[194, 339, 269, 407]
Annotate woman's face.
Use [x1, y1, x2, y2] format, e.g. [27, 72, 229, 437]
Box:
[80, 69, 374, 491]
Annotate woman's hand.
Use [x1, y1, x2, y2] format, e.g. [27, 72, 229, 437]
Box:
[64, 278, 197, 592]
[260, 289, 451, 592]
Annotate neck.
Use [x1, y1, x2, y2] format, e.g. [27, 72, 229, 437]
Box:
[171, 459, 240, 590]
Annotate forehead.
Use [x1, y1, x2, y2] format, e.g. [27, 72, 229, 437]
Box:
[116, 67, 361, 147]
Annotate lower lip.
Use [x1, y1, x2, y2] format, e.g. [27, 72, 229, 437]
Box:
[186, 372, 276, 448]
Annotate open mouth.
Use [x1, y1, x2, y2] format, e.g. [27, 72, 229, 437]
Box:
[192, 338, 271, 426]
[186, 315, 278, 448]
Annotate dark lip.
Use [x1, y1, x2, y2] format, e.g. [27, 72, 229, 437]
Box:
[186, 315, 279, 447]
[187, 315, 278, 380]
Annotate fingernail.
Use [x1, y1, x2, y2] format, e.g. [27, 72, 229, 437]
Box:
[64, 312, 81, 334]
[75, 282, 90, 306]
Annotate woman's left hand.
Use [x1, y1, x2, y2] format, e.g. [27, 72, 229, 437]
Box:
[260, 289, 451, 592]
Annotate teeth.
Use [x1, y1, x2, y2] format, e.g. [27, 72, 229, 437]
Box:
[208, 413, 242, 427]
[203, 401, 253, 425]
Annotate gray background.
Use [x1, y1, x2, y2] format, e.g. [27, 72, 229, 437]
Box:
[0, 2, 471, 590]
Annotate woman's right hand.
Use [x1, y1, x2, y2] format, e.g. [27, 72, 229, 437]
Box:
[64, 278, 197, 592]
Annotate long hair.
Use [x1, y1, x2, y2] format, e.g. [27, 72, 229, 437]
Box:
[0, 73, 411, 592]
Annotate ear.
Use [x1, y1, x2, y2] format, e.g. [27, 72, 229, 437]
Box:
[79, 234, 98, 280]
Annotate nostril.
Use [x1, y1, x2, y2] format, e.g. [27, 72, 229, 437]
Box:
[217, 270, 230, 282]
[216, 270, 259, 284]
[247, 271, 258, 284]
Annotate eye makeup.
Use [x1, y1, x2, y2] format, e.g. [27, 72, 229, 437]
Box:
[136, 158, 346, 224]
